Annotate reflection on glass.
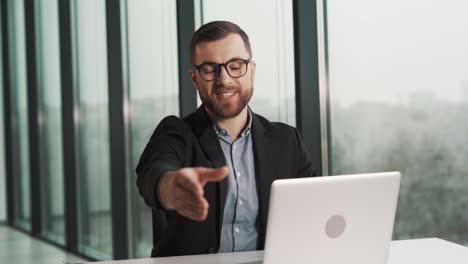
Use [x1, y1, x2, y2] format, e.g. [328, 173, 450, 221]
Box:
[72, 0, 112, 259]
[202, 0, 296, 125]
[327, 0, 468, 245]
[35, 0, 65, 244]
[124, 0, 179, 258]
[7, 0, 31, 231]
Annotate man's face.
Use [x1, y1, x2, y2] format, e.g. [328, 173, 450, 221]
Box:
[191, 33, 256, 120]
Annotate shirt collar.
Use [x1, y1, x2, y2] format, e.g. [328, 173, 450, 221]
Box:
[212, 107, 253, 138]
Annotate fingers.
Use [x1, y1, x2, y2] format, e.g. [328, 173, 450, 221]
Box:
[171, 172, 209, 221]
[165, 166, 229, 221]
[175, 171, 204, 198]
[194, 166, 229, 185]
[174, 190, 209, 221]
[182, 199, 209, 221]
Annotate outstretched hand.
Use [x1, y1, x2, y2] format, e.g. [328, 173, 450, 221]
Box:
[159, 166, 229, 221]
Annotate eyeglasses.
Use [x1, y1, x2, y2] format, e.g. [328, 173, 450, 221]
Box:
[193, 58, 252, 81]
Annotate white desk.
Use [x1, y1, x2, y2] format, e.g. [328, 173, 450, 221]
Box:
[85, 238, 468, 264]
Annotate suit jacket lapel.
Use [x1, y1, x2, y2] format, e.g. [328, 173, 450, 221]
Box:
[251, 113, 272, 248]
[189, 106, 228, 243]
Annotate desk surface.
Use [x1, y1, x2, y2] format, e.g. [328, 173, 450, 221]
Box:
[85, 238, 468, 264]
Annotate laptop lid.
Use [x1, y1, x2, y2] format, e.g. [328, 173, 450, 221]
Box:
[262, 172, 401, 264]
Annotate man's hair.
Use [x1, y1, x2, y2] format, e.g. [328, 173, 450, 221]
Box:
[190, 21, 252, 63]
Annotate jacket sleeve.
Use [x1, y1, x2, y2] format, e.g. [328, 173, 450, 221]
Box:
[135, 116, 187, 210]
[294, 128, 318, 178]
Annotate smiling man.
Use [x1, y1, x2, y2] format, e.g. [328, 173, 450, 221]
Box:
[136, 21, 317, 257]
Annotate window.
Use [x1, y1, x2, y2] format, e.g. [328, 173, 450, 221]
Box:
[123, 0, 179, 257]
[35, 0, 65, 244]
[327, 0, 468, 245]
[6, 0, 31, 231]
[71, 0, 113, 258]
[201, 0, 296, 125]
[0, 1, 6, 222]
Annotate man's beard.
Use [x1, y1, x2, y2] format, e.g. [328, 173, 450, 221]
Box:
[200, 85, 253, 119]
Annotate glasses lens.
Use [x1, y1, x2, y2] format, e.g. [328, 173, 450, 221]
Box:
[227, 60, 247, 77]
[199, 63, 218, 80]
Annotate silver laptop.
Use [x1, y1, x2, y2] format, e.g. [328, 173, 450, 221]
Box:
[248, 171, 401, 264]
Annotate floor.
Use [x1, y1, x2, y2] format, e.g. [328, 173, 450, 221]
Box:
[0, 224, 87, 264]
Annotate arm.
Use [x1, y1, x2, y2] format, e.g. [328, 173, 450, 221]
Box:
[136, 116, 186, 210]
[135, 116, 229, 220]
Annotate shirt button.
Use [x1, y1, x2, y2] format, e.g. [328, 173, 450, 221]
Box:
[234, 227, 240, 233]
[237, 172, 241, 177]
[233, 146, 237, 150]
[238, 200, 243, 206]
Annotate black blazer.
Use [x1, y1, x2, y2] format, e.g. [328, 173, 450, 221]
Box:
[136, 106, 316, 257]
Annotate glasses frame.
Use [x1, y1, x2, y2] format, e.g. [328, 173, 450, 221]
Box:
[193, 57, 252, 81]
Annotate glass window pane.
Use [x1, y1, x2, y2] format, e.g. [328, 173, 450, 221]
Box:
[72, 0, 113, 259]
[201, 0, 296, 125]
[35, 0, 65, 244]
[7, 0, 31, 231]
[124, 0, 179, 258]
[327, 0, 468, 245]
[0, 1, 6, 222]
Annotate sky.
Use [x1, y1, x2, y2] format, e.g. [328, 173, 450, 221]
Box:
[327, 0, 468, 107]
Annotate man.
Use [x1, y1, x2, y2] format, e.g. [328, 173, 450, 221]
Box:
[136, 20, 316, 257]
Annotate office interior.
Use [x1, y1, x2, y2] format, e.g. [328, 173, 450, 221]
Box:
[0, 0, 467, 263]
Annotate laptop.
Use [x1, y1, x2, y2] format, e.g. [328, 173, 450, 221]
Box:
[247, 171, 401, 264]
